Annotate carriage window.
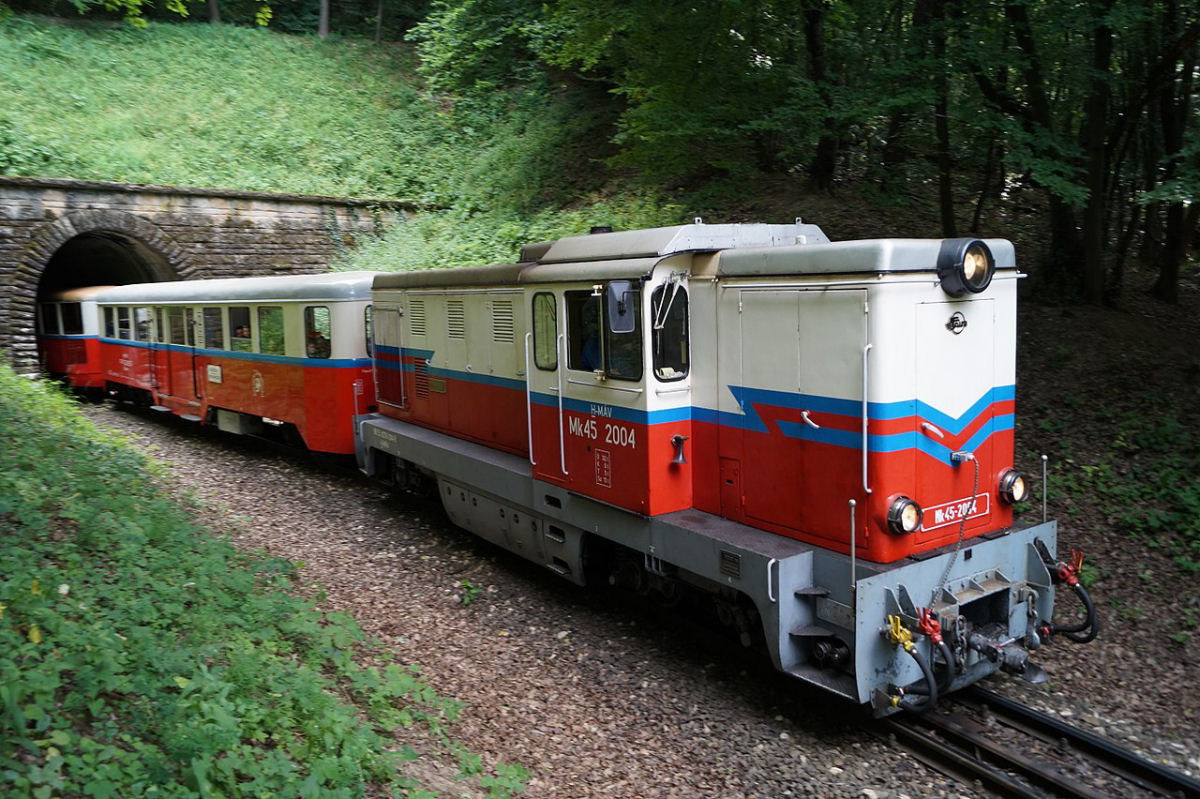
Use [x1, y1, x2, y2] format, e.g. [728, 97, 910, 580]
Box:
[133, 307, 152, 341]
[258, 306, 285, 356]
[230, 307, 252, 352]
[61, 303, 84, 335]
[185, 308, 196, 346]
[40, 304, 60, 335]
[117, 308, 131, 340]
[651, 284, 689, 381]
[155, 308, 166, 342]
[203, 307, 225, 350]
[305, 306, 331, 359]
[168, 307, 187, 345]
[532, 293, 557, 370]
[104, 307, 116, 338]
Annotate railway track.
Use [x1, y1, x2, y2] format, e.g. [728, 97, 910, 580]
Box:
[879, 686, 1200, 798]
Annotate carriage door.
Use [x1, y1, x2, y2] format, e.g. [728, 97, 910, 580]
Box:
[372, 305, 405, 409]
[737, 289, 867, 540]
[151, 306, 172, 400]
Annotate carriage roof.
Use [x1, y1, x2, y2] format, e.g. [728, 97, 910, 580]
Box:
[95, 271, 379, 305]
[43, 286, 117, 303]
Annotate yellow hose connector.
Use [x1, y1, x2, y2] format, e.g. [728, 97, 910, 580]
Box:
[886, 614, 917, 653]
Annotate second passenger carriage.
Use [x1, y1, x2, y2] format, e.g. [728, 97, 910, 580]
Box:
[93, 272, 378, 454]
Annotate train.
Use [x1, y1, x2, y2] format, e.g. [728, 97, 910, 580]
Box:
[35, 220, 1098, 714]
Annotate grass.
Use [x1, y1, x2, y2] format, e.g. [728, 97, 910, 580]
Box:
[0, 365, 524, 797]
[0, 15, 451, 199]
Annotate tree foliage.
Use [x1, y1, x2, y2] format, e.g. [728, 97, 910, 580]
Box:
[410, 0, 1200, 303]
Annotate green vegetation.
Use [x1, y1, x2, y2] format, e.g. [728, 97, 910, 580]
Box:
[0, 366, 522, 797]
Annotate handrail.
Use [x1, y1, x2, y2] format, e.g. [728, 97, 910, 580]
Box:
[556, 332, 569, 476]
[524, 332, 537, 467]
[862, 343, 873, 494]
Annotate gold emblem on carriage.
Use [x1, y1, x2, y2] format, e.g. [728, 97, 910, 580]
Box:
[252, 370, 265, 396]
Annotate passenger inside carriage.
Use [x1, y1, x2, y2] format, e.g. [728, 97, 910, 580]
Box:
[306, 331, 331, 358]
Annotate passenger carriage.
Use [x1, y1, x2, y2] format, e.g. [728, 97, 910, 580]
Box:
[359, 222, 1084, 713]
[95, 272, 378, 455]
[36, 286, 112, 391]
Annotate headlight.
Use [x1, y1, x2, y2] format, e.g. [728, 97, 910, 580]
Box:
[999, 469, 1030, 504]
[937, 238, 995, 297]
[887, 496, 923, 534]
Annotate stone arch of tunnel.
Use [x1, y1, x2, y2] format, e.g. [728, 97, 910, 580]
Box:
[11, 209, 197, 373]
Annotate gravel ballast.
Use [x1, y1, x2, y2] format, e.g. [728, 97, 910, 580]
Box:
[85, 403, 1197, 797]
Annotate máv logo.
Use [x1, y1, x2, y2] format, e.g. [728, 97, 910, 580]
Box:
[946, 312, 968, 334]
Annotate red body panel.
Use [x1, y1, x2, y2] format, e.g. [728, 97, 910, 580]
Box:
[100, 340, 373, 455]
[39, 335, 105, 389]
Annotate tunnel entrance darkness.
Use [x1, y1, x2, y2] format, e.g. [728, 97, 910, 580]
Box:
[37, 231, 170, 297]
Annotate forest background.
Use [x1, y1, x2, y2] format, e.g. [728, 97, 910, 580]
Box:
[1, 0, 1197, 304]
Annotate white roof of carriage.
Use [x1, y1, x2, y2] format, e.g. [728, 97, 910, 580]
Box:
[95, 271, 379, 304]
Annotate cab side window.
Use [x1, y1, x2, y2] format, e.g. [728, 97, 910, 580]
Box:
[305, 306, 332, 358]
[532, 293, 557, 370]
[566, 286, 642, 381]
[566, 291, 602, 371]
[604, 290, 642, 380]
[651, 284, 689, 381]
[104, 307, 116, 338]
[117, 308, 131, 339]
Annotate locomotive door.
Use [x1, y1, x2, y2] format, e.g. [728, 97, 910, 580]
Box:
[736, 289, 867, 542]
[372, 306, 405, 409]
[526, 290, 566, 483]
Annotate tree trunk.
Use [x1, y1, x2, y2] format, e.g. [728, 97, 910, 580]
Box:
[931, 0, 956, 237]
[375, 0, 383, 43]
[803, 1, 837, 191]
[1151, 2, 1196, 304]
[1081, 4, 1114, 305]
[207, 0, 220, 23]
[318, 0, 330, 40]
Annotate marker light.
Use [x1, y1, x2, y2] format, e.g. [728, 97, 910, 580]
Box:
[887, 496, 923, 534]
[999, 469, 1031, 504]
[937, 239, 996, 297]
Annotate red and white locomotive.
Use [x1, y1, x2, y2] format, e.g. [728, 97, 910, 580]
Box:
[359, 221, 1096, 713]
[43, 221, 1097, 713]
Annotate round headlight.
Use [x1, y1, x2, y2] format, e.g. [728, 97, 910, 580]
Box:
[937, 238, 996, 297]
[887, 496, 923, 534]
[999, 469, 1030, 504]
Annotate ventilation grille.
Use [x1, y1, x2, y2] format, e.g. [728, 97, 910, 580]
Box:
[492, 300, 515, 342]
[719, 550, 742, 579]
[414, 359, 430, 399]
[447, 300, 465, 339]
[409, 300, 426, 337]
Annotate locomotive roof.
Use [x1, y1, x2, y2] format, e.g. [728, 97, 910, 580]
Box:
[95, 271, 379, 304]
[374, 222, 830, 289]
[715, 237, 1017, 276]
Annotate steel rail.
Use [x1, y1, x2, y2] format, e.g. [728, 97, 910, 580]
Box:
[960, 686, 1200, 799]
[880, 688, 1200, 799]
